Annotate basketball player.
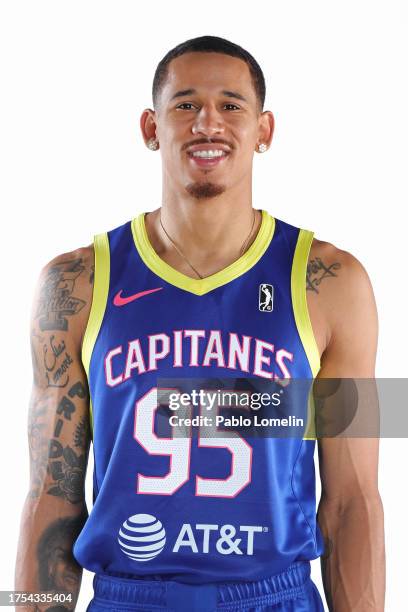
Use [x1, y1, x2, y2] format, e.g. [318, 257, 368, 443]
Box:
[15, 36, 385, 611]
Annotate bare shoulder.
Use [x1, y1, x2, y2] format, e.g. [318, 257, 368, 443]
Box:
[40, 243, 94, 276]
[308, 237, 374, 295]
[307, 238, 377, 355]
[33, 243, 95, 346]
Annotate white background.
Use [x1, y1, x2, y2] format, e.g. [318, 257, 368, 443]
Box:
[1, 1, 407, 610]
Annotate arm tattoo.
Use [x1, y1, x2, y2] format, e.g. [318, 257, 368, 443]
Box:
[47, 444, 87, 504]
[36, 259, 86, 332]
[30, 330, 44, 387]
[36, 514, 87, 610]
[28, 393, 52, 498]
[48, 381, 89, 504]
[43, 335, 73, 389]
[73, 416, 90, 448]
[29, 381, 89, 504]
[307, 257, 341, 293]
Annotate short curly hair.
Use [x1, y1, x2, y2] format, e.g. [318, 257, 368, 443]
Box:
[152, 35, 266, 113]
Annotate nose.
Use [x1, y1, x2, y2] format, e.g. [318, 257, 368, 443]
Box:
[191, 104, 225, 138]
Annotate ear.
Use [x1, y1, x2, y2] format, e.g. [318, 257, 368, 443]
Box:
[257, 110, 275, 149]
[140, 109, 158, 147]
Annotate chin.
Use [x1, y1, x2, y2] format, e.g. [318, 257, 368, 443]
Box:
[185, 181, 227, 200]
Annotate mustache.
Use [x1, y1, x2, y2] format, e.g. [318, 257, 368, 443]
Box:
[182, 138, 233, 151]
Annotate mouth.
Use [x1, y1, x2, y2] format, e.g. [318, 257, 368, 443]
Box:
[187, 149, 230, 169]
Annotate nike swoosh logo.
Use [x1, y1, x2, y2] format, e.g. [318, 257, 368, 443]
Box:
[113, 287, 163, 306]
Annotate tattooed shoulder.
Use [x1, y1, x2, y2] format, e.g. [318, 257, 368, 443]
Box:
[307, 239, 343, 294]
[30, 244, 94, 389]
[34, 245, 94, 334]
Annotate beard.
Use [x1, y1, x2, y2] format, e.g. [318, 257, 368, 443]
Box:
[185, 181, 226, 200]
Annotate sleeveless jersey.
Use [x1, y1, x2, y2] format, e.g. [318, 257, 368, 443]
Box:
[73, 209, 325, 583]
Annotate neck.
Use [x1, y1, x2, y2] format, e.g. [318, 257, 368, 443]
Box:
[144, 187, 262, 279]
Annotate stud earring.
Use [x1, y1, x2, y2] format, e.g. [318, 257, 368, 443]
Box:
[258, 143, 268, 153]
[147, 138, 159, 151]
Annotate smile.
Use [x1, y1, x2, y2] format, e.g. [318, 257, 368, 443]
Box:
[187, 149, 230, 168]
[191, 149, 227, 158]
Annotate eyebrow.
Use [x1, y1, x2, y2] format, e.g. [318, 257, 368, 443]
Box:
[169, 88, 248, 103]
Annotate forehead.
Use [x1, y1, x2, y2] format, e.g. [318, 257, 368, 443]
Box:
[161, 52, 255, 103]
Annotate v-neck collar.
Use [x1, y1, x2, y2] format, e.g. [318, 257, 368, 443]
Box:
[130, 209, 275, 296]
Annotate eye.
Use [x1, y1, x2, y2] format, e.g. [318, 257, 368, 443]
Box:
[176, 103, 196, 110]
[176, 102, 241, 111]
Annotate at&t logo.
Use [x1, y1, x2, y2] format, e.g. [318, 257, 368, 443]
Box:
[118, 514, 267, 562]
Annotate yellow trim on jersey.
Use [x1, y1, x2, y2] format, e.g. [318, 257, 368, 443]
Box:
[131, 209, 276, 296]
[291, 228, 321, 440]
[81, 232, 110, 435]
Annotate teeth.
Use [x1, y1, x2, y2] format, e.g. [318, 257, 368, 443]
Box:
[191, 150, 226, 158]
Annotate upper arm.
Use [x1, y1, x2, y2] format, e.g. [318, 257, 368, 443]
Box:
[316, 247, 378, 378]
[28, 246, 94, 504]
[312, 245, 380, 502]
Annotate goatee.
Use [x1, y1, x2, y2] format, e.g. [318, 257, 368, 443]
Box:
[185, 181, 226, 200]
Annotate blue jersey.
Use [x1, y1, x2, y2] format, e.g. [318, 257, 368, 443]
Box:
[73, 209, 324, 583]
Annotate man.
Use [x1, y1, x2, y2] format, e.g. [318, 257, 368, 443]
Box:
[15, 35, 385, 611]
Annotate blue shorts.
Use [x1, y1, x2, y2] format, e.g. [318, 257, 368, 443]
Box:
[86, 561, 325, 611]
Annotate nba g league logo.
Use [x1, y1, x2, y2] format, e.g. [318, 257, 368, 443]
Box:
[259, 283, 274, 312]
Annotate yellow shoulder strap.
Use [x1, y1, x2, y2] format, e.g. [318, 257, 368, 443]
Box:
[81, 232, 110, 434]
[291, 229, 321, 440]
